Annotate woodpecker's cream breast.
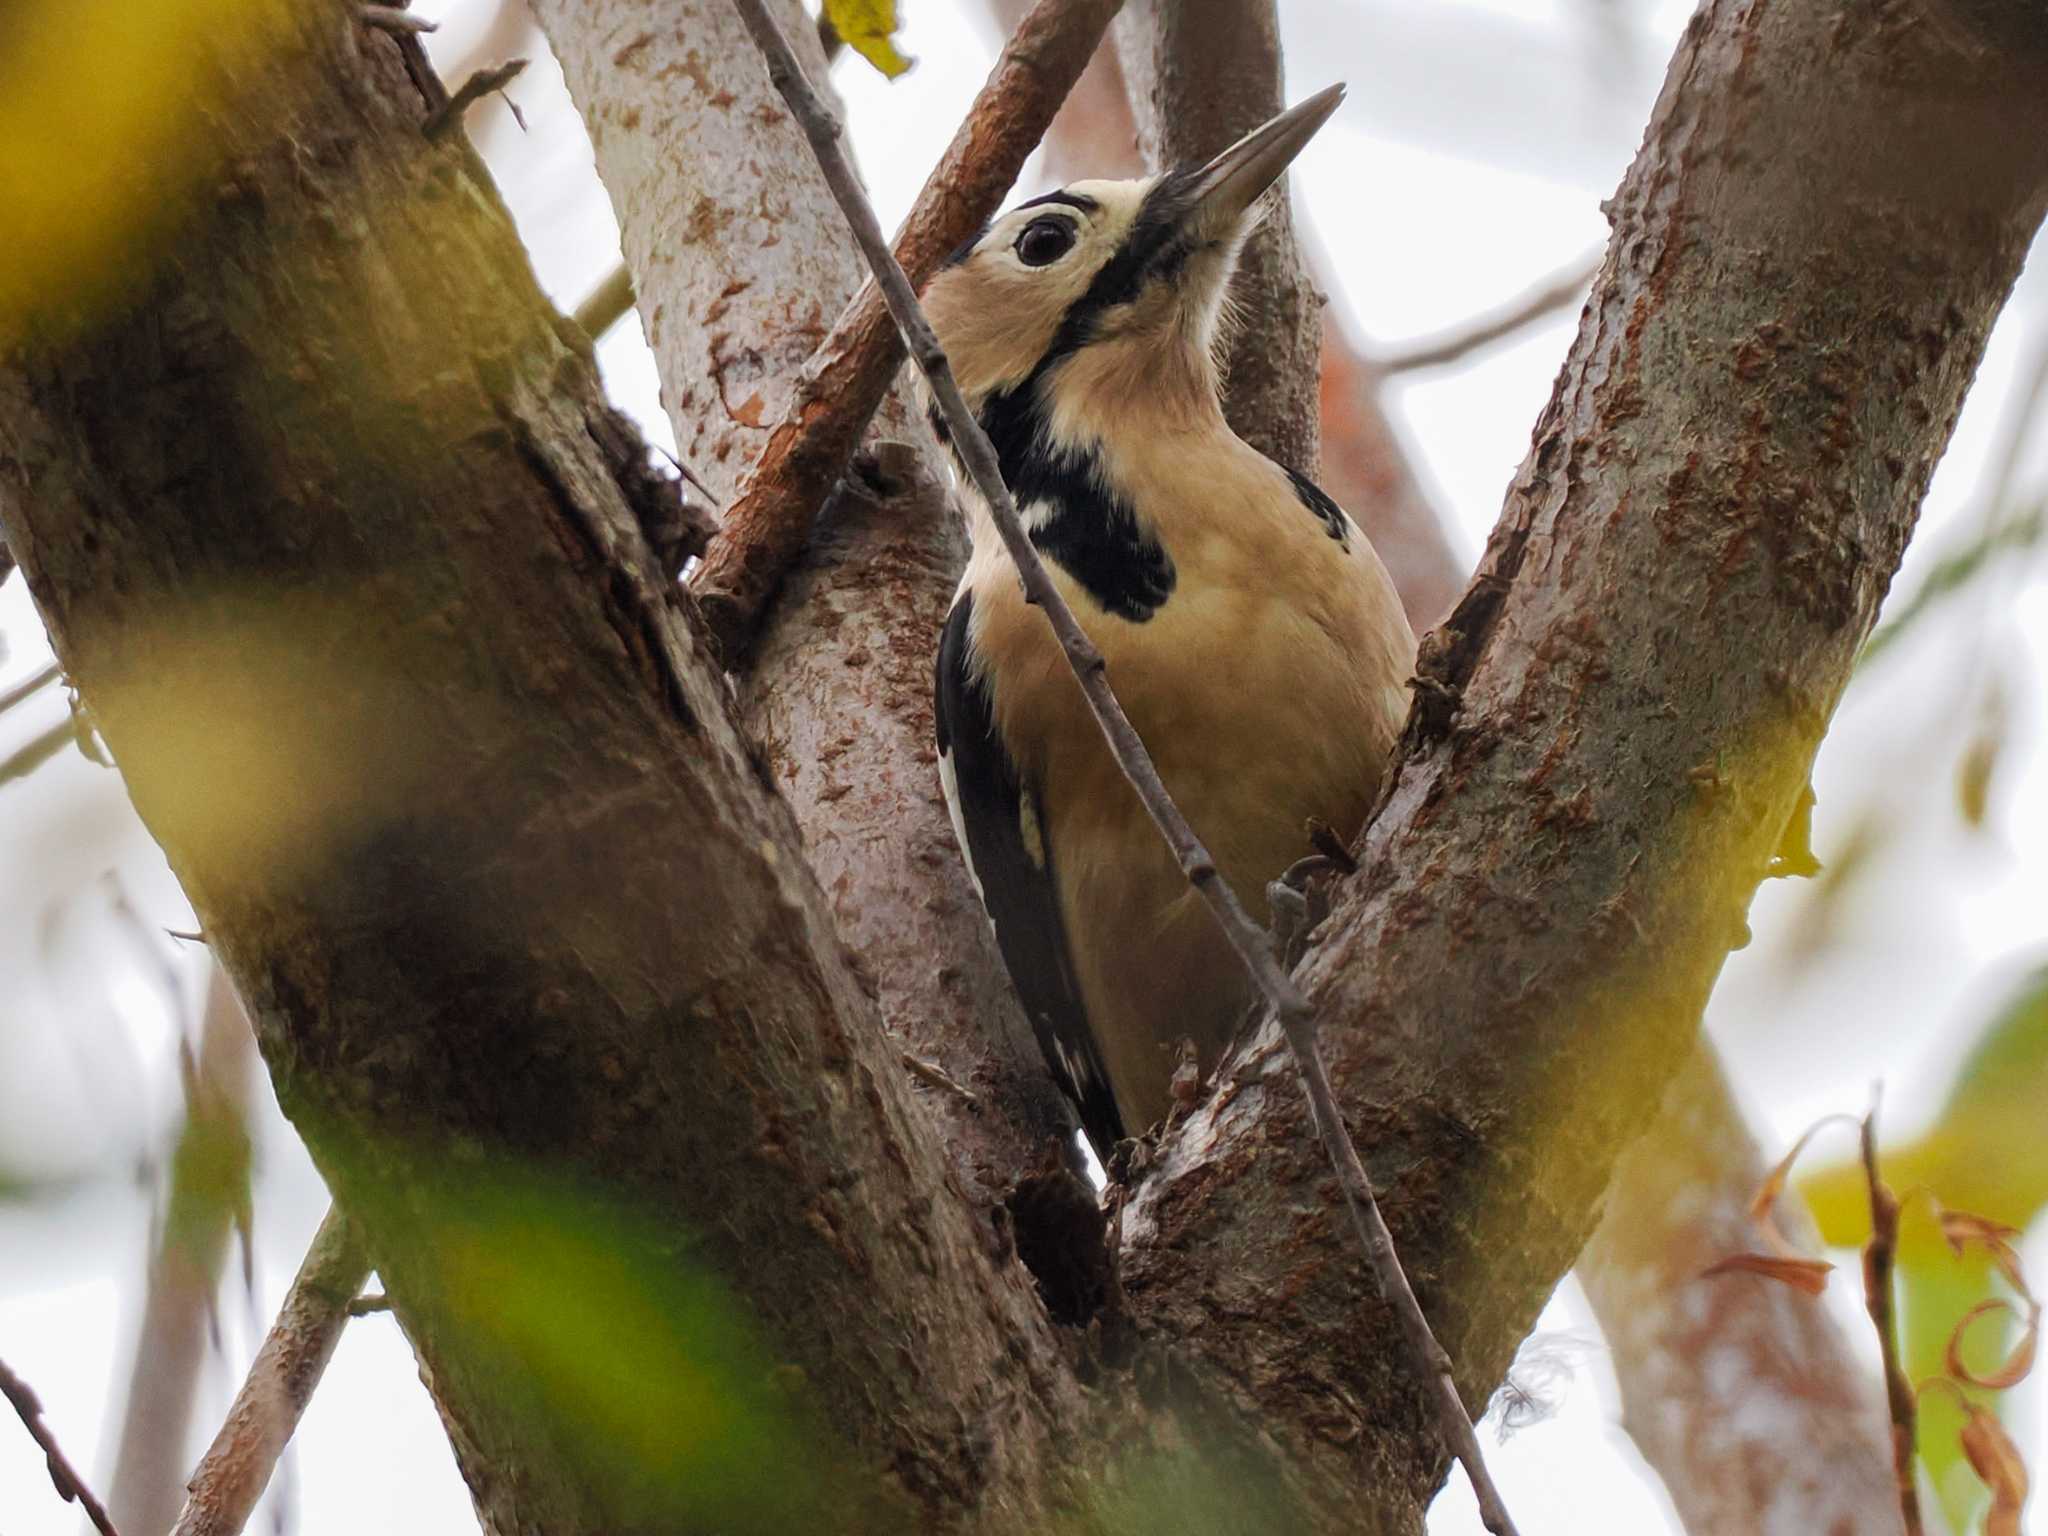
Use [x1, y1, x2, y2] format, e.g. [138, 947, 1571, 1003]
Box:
[961, 430, 1409, 912]
[952, 423, 1412, 1138]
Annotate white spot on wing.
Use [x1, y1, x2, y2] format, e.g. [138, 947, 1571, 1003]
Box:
[936, 745, 986, 904]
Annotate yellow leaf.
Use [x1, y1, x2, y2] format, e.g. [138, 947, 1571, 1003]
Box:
[824, 0, 913, 78]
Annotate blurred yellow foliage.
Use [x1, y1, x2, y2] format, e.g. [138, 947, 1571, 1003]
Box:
[0, 0, 284, 341]
[377, 1163, 846, 1531]
[1799, 964, 2048, 1535]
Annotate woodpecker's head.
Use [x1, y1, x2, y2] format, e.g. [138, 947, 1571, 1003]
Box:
[923, 84, 1344, 439]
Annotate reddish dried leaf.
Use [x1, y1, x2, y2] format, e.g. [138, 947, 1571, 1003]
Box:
[1749, 1113, 1860, 1256]
[1701, 1253, 1835, 1295]
[1936, 1206, 2022, 1253]
[1946, 1299, 2042, 1391]
[1960, 1404, 2030, 1536]
[1935, 1205, 2031, 1297]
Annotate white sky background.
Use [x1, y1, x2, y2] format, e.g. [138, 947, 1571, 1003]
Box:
[3, 0, 2046, 1531]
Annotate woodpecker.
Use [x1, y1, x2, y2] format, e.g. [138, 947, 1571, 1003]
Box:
[927, 85, 1415, 1161]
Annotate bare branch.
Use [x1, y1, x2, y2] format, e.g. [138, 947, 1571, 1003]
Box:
[109, 969, 260, 1536]
[725, 6, 1520, 1531]
[1862, 1096, 1925, 1536]
[0, 1354, 123, 1536]
[1375, 257, 1598, 376]
[169, 1207, 370, 1536]
[571, 263, 635, 341]
[0, 717, 71, 788]
[984, 0, 1143, 181]
[690, 0, 1124, 661]
[0, 659, 59, 717]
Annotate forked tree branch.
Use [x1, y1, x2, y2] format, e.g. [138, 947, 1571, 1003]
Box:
[690, 0, 1123, 661]
[724, 4, 1520, 1530]
[169, 1207, 370, 1536]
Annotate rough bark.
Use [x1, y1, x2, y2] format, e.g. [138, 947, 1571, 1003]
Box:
[1114, 0, 1323, 477]
[533, 0, 1087, 1199]
[0, 10, 1073, 1531]
[1581, 1044, 1904, 1535]
[1035, 13, 1891, 1524]
[1117, 3, 2048, 1529]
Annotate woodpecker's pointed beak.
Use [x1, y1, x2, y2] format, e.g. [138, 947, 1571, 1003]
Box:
[1180, 83, 1346, 230]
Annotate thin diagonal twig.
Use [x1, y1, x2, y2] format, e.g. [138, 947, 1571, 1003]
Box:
[1, 660, 59, 716]
[1, 717, 72, 788]
[1377, 256, 1598, 376]
[724, 6, 1521, 1531]
[169, 1206, 371, 1536]
[0, 1354, 123, 1536]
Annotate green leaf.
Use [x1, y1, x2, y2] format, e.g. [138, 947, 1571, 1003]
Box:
[824, 0, 912, 78]
[336, 1156, 895, 1534]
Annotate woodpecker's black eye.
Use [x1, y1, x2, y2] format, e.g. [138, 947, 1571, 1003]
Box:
[1015, 217, 1076, 268]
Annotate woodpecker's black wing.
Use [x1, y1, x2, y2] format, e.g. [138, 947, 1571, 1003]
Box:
[935, 594, 1125, 1154]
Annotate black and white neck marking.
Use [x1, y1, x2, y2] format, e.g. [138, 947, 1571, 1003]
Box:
[931, 385, 1177, 625]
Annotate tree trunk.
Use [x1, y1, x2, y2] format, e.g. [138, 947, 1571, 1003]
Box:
[4, 1, 2045, 1534]
[1581, 1043, 1904, 1535]
[529, 0, 1082, 1201]
[1117, 2, 2048, 1527]
[0, 10, 1073, 1531]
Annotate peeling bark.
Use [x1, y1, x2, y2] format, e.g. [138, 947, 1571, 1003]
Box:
[0, 11, 1073, 1530]
[1119, 3, 2048, 1528]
